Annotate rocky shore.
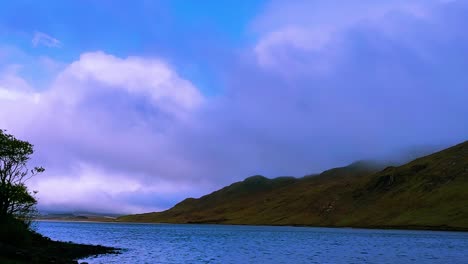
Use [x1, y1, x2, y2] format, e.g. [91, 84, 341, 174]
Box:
[0, 230, 118, 264]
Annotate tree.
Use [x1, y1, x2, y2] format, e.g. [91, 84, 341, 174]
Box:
[0, 129, 44, 224]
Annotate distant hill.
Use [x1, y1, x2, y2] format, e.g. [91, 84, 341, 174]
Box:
[37, 212, 120, 222]
[119, 141, 468, 231]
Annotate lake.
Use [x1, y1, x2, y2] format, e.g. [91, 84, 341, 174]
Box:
[35, 221, 468, 264]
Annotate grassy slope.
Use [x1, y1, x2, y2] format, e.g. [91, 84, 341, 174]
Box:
[119, 141, 468, 230]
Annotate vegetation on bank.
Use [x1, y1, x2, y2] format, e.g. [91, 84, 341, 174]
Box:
[0, 216, 116, 264]
[119, 141, 468, 231]
[0, 130, 117, 263]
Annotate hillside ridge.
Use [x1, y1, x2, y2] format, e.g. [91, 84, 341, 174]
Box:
[119, 141, 468, 231]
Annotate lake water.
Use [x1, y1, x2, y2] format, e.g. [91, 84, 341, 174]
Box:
[35, 221, 468, 264]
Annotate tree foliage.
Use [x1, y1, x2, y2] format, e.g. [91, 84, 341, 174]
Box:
[0, 129, 44, 224]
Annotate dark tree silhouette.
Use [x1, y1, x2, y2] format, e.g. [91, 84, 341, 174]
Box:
[0, 129, 44, 224]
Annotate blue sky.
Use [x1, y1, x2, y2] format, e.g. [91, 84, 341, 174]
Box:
[0, 0, 467, 213]
[0, 0, 266, 94]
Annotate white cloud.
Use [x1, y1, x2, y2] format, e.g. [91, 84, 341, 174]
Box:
[0, 88, 40, 102]
[59, 52, 203, 115]
[30, 162, 195, 214]
[0, 66, 40, 103]
[252, 0, 444, 74]
[32, 31, 62, 48]
[0, 51, 207, 213]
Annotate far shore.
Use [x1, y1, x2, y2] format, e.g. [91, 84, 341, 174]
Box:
[35, 218, 468, 232]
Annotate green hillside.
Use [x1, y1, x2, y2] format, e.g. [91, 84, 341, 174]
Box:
[119, 141, 468, 231]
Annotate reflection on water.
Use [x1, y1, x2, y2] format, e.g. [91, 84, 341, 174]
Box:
[36, 221, 468, 264]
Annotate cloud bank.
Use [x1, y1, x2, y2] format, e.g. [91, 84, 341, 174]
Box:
[0, 52, 206, 213]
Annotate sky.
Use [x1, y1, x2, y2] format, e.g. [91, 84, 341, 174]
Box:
[0, 0, 467, 214]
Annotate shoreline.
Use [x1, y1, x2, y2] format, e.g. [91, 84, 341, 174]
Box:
[35, 218, 468, 232]
[1, 219, 119, 264]
[0, 236, 118, 264]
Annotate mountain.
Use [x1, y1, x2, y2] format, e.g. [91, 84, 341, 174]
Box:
[119, 141, 468, 231]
